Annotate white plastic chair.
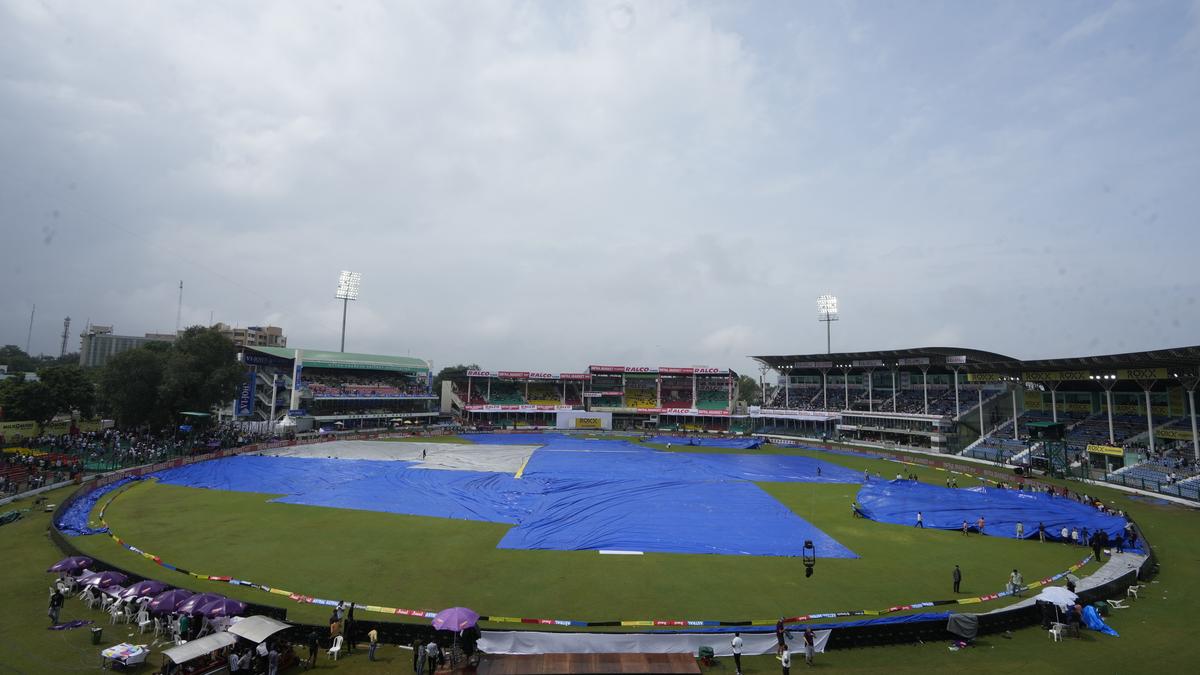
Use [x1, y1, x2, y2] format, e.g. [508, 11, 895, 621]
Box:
[137, 609, 152, 634]
[1106, 599, 1128, 610]
[109, 605, 124, 625]
[153, 617, 164, 637]
[1127, 584, 1143, 600]
[328, 635, 344, 660]
[1048, 622, 1064, 642]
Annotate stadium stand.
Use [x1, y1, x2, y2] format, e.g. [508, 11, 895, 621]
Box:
[1066, 414, 1152, 449]
[625, 386, 657, 409]
[696, 381, 730, 410]
[526, 383, 560, 406]
[766, 386, 820, 409]
[964, 437, 1028, 463]
[305, 371, 428, 398]
[486, 381, 525, 405]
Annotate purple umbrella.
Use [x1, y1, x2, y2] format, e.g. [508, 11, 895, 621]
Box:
[100, 584, 127, 597]
[176, 593, 225, 615]
[80, 571, 128, 588]
[432, 607, 480, 632]
[196, 597, 247, 619]
[47, 556, 93, 574]
[118, 580, 168, 600]
[148, 589, 194, 615]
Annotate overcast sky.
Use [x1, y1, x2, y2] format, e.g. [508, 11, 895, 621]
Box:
[2, 0, 1198, 376]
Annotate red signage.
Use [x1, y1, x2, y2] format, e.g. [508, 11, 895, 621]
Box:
[558, 373, 592, 381]
[498, 371, 530, 379]
[658, 367, 727, 375]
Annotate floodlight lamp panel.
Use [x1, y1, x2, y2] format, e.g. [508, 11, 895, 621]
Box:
[817, 294, 839, 319]
[336, 270, 362, 300]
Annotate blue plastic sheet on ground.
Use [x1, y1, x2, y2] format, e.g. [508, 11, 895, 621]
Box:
[522, 445, 862, 484]
[152, 456, 538, 524]
[647, 436, 762, 449]
[56, 477, 136, 536]
[1082, 604, 1118, 636]
[149, 438, 859, 558]
[497, 477, 856, 557]
[855, 480, 1134, 545]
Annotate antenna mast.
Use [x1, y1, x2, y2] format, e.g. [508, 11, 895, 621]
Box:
[60, 317, 71, 357]
[176, 280, 183, 333]
[26, 304, 36, 354]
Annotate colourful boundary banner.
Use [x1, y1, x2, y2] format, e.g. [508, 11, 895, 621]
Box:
[94, 480, 1094, 628]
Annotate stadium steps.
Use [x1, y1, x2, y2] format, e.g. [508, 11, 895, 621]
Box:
[1011, 444, 1036, 465]
[961, 418, 1015, 455]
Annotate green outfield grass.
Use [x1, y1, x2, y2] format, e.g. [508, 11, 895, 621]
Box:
[382, 435, 477, 444]
[2, 440, 1197, 673]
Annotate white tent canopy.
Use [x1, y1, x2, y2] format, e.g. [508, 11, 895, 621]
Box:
[1034, 586, 1078, 608]
[162, 632, 237, 664]
[227, 615, 292, 644]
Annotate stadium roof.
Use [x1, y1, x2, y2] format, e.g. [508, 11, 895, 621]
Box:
[246, 346, 430, 372]
[752, 345, 1200, 379]
[752, 347, 1016, 371]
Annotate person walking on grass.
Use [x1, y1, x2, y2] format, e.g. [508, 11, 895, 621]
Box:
[961, 520, 969, 536]
[779, 645, 792, 675]
[953, 564, 962, 593]
[1038, 522, 1046, 543]
[1016, 521, 1024, 539]
[976, 515, 986, 535]
[731, 632, 743, 675]
[48, 588, 63, 624]
[1010, 569, 1023, 597]
[915, 511, 924, 528]
[802, 627, 816, 666]
[368, 627, 379, 661]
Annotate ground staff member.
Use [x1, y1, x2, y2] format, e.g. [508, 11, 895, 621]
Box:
[780, 645, 791, 675]
[730, 632, 743, 675]
[368, 627, 379, 661]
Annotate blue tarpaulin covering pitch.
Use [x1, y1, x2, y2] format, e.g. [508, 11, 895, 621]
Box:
[497, 477, 855, 557]
[56, 477, 136, 536]
[150, 437, 859, 558]
[646, 436, 762, 449]
[855, 480, 1134, 546]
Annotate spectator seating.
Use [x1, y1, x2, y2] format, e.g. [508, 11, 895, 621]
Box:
[526, 383, 561, 406]
[696, 389, 729, 411]
[1067, 414, 1151, 449]
[486, 381, 525, 405]
[625, 388, 657, 409]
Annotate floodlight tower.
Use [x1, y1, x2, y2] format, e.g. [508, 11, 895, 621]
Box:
[817, 295, 839, 354]
[335, 270, 362, 353]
